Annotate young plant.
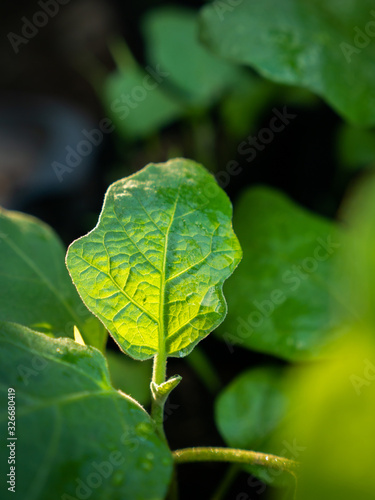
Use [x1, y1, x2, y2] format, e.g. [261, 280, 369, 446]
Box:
[0, 158, 298, 500]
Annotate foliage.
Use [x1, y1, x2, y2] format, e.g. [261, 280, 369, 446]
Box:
[2, 0, 375, 498]
[219, 186, 343, 361]
[66, 159, 241, 361]
[200, 0, 375, 125]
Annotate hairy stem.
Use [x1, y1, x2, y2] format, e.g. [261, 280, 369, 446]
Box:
[151, 352, 168, 442]
[173, 447, 298, 473]
[153, 351, 167, 385]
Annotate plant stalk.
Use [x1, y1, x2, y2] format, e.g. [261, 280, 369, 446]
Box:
[173, 447, 298, 473]
[151, 352, 168, 443]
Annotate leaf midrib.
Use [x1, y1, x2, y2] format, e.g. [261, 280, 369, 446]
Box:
[158, 186, 181, 359]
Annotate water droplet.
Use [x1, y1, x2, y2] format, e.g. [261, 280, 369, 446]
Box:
[135, 421, 154, 438]
[56, 348, 61, 353]
[146, 452, 154, 461]
[162, 457, 171, 466]
[265, 456, 269, 461]
[141, 459, 153, 471]
[112, 470, 124, 486]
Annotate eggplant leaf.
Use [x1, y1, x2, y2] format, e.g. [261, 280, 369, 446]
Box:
[0, 209, 106, 351]
[0, 322, 173, 500]
[66, 159, 242, 360]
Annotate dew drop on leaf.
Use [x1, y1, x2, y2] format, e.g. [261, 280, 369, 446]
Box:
[111, 470, 124, 486]
[141, 459, 154, 471]
[135, 421, 154, 438]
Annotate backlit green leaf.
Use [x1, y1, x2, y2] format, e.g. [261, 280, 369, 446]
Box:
[219, 186, 344, 361]
[0, 209, 106, 351]
[66, 159, 242, 360]
[200, 0, 375, 126]
[0, 322, 173, 500]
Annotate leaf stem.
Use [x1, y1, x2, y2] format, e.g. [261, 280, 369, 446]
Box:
[151, 352, 168, 443]
[152, 352, 167, 386]
[173, 447, 298, 473]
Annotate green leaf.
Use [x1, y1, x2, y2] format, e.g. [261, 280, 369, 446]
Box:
[0, 209, 106, 351]
[143, 7, 241, 107]
[219, 186, 344, 361]
[278, 175, 375, 499]
[200, 0, 375, 126]
[215, 366, 287, 450]
[0, 322, 173, 500]
[66, 159, 242, 360]
[215, 366, 291, 486]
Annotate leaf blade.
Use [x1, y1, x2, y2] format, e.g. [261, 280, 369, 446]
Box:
[0, 322, 173, 500]
[66, 159, 242, 360]
[218, 186, 344, 361]
[200, 0, 375, 126]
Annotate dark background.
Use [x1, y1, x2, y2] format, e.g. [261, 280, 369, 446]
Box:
[0, 1, 354, 498]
